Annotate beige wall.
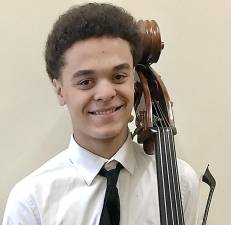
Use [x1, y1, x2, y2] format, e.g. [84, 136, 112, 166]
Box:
[0, 0, 230, 224]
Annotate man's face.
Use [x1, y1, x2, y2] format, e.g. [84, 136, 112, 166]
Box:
[53, 37, 134, 149]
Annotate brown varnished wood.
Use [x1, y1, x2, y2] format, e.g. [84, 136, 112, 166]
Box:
[134, 20, 176, 154]
[137, 20, 164, 64]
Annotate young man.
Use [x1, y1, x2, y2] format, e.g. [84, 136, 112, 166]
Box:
[3, 3, 199, 225]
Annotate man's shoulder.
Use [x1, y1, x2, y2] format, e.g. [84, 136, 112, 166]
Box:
[3, 148, 73, 224]
[130, 140, 151, 160]
[11, 149, 70, 195]
[129, 140, 157, 169]
[177, 159, 199, 191]
[130, 140, 199, 184]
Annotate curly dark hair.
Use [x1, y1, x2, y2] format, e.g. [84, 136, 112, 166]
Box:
[45, 3, 142, 81]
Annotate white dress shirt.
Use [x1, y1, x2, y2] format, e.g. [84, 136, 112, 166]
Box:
[2, 135, 199, 225]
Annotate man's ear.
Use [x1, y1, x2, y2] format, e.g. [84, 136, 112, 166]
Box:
[52, 79, 66, 106]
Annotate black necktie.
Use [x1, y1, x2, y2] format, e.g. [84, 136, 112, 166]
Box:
[99, 163, 123, 225]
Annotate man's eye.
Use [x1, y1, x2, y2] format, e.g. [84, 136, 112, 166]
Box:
[113, 74, 127, 83]
[77, 79, 94, 89]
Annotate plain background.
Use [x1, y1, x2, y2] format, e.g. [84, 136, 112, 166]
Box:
[0, 0, 230, 224]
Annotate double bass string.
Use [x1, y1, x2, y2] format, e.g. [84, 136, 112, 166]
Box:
[154, 101, 185, 225]
[156, 101, 185, 225]
[153, 101, 169, 225]
[156, 102, 185, 225]
[169, 129, 185, 225]
[155, 101, 178, 223]
[156, 127, 169, 225]
[153, 101, 176, 225]
[154, 101, 175, 224]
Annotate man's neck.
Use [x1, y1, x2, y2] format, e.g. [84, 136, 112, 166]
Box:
[73, 130, 129, 159]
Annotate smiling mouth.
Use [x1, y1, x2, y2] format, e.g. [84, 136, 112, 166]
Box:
[89, 105, 124, 115]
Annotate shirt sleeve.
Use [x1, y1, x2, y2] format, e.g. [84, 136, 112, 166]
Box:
[2, 184, 40, 225]
[179, 159, 200, 225]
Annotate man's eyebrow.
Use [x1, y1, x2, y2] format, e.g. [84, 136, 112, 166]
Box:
[72, 70, 95, 79]
[113, 63, 132, 71]
[72, 63, 131, 79]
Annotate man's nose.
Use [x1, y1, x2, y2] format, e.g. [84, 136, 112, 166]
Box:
[93, 79, 116, 102]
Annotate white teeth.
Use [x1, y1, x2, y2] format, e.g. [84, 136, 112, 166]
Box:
[89, 105, 123, 115]
[93, 108, 116, 115]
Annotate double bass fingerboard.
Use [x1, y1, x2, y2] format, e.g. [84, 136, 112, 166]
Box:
[152, 100, 185, 225]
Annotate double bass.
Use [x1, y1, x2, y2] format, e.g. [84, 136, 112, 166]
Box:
[133, 20, 216, 225]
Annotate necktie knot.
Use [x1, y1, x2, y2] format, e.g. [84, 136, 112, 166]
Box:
[99, 163, 123, 187]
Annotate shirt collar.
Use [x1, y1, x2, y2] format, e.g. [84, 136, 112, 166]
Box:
[67, 134, 136, 185]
